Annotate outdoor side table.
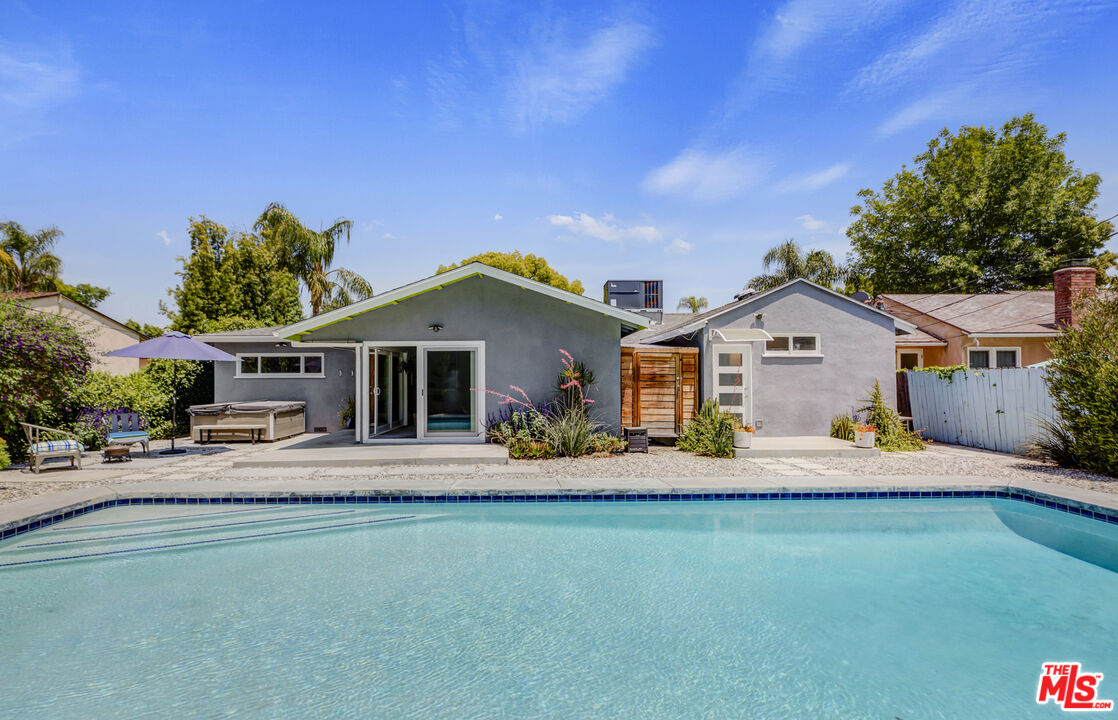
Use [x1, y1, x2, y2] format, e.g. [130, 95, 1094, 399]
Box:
[102, 444, 132, 463]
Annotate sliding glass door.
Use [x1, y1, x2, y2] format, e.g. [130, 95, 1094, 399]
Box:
[423, 349, 477, 436]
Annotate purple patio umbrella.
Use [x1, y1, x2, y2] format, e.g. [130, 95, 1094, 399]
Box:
[105, 331, 237, 454]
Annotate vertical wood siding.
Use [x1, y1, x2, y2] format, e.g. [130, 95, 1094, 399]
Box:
[905, 368, 1056, 453]
[621, 347, 699, 436]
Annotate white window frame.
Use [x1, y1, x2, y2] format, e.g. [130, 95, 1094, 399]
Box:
[897, 348, 923, 369]
[762, 333, 822, 357]
[235, 352, 326, 379]
[966, 346, 1020, 370]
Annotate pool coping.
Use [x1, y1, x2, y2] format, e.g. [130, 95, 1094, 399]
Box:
[2, 477, 1117, 540]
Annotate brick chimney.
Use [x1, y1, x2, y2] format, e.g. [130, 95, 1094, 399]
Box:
[1054, 260, 1097, 328]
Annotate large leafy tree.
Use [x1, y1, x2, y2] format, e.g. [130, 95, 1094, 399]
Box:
[747, 239, 844, 291]
[847, 114, 1116, 294]
[254, 202, 373, 315]
[164, 216, 303, 333]
[56, 281, 111, 308]
[438, 250, 585, 294]
[0, 221, 63, 292]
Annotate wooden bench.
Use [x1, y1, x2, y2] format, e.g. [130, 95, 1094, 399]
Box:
[196, 424, 267, 444]
[21, 423, 83, 474]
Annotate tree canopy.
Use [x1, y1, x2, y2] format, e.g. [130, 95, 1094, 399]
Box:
[846, 114, 1116, 294]
[163, 216, 303, 334]
[1, 221, 63, 292]
[438, 251, 584, 295]
[254, 202, 373, 315]
[677, 296, 709, 313]
[57, 281, 111, 308]
[747, 239, 844, 292]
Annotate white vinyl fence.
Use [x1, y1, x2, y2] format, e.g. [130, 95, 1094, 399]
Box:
[905, 368, 1058, 453]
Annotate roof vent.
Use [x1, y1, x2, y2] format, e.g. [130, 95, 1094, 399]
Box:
[733, 287, 758, 301]
[850, 290, 871, 303]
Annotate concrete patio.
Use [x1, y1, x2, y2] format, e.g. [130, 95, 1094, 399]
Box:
[229, 431, 510, 468]
[734, 436, 879, 458]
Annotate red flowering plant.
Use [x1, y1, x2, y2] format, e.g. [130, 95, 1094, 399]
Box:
[855, 424, 877, 433]
[475, 349, 620, 458]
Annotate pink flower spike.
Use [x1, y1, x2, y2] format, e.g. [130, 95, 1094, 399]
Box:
[559, 348, 573, 362]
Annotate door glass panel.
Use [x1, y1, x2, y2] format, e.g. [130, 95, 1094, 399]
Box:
[996, 350, 1017, 368]
[376, 353, 390, 429]
[718, 353, 742, 365]
[426, 350, 475, 433]
[718, 392, 744, 406]
[718, 372, 744, 386]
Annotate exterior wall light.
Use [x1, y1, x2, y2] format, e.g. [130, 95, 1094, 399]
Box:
[428, 323, 443, 333]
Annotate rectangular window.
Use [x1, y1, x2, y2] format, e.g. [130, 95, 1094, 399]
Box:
[763, 333, 822, 356]
[967, 348, 1019, 370]
[235, 353, 325, 378]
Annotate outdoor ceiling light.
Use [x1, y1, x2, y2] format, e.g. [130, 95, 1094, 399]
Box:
[428, 323, 443, 333]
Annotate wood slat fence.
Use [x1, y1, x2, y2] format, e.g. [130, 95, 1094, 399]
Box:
[904, 368, 1057, 453]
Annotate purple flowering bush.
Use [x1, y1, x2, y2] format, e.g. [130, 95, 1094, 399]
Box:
[0, 298, 94, 458]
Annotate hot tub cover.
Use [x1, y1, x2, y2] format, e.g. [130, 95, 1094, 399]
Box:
[188, 401, 306, 416]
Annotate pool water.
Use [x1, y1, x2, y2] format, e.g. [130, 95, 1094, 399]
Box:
[1, 499, 1116, 719]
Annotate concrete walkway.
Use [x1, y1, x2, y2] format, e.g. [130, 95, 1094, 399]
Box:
[233, 443, 509, 468]
[735, 436, 879, 458]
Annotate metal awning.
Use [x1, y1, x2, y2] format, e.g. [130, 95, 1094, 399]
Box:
[713, 329, 773, 342]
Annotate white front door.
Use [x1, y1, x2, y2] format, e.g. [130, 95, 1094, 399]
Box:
[712, 343, 752, 425]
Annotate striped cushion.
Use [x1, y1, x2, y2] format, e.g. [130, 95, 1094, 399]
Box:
[30, 439, 84, 454]
[107, 431, 149, 442]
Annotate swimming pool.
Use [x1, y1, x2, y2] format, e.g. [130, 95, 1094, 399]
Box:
[1, 498, 1116, 718]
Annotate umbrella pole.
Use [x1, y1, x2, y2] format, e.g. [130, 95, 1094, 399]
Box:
[161, 359, 186, 455]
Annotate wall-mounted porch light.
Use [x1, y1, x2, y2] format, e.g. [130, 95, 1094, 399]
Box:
[428, 323, 443, 333]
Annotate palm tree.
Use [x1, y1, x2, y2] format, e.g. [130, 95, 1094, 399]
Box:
[677, 296, 709, 313]
[0, 222, 63, 292]
[747, 238, 844, 292]
[254, 203, 374, 316]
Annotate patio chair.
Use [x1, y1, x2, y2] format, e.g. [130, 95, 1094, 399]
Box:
[106, 412, 151, 455]
[20, 423, 84, 474]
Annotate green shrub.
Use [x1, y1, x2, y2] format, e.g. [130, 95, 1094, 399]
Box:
[676, 399, 735, 458]
[589, 433, 626, 454]
[507, 437, 555, 459]
[543, 404, 601, 457]
[859, 380, 925, 451]
[1037, 292, 1118, 475]
[0, 438, 10, 470]
[830, 413, 855, 441]
[67, 370, 175, 449]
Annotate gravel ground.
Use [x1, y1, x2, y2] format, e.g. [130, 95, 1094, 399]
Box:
[2, 442, 1114, 507]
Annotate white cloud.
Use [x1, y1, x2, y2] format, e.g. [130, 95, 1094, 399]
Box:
[665, 238, 694, 254]
[382, 232, 397, 240]
[493, 213, 503, 221]
[876, 83, 974, 136]
[508, 17, 655, 129]
[775, 162, 851, 193]
[0, 49, 79, 110]
[797, 214, 827, 231]
[642, 146, 764, 202]
[548, 212, 662, 244]
[156, 230, 173, 246]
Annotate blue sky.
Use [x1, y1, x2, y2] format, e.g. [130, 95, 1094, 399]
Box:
[3, 0, 1117, 325]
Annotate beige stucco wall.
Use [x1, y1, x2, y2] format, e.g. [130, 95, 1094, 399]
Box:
[26, 295, 146, 375]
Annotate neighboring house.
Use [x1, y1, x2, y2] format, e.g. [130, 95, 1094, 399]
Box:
[876, 264, 1097, 370]
[194, 263, 647, 441]
[3, 291, 147, 375]
[624, 279, 916, 436]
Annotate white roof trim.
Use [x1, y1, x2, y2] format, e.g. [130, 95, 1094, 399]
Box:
[643, 278, 916, 342]
[713, 329, 773, 342]
[967, 332, 1058, 338]
[277, 262, 648, 339]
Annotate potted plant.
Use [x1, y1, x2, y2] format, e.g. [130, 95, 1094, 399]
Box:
[854, 423, 876, 448]
[339, 397, 355, 430]
[733, 422, 755, 449]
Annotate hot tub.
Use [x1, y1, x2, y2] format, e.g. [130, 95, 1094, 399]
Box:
[188, 401, 306, 443]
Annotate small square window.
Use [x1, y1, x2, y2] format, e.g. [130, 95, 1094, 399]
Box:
[303, 356, 323, 374]
[968, 350, 990, 369]
[792, 336, 817, 352]
[995, 350, 1017, 369]
[240, 356, 259, 374]
[765, 336, 789, 352]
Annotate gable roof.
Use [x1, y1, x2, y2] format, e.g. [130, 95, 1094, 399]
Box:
[879, 291, 1057, 335]
[2, 290, 147, 339]
[638, 278, 916, 344]
[275, 262, 648, 340]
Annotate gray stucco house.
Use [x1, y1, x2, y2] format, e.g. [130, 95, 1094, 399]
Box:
[625, 279, 916, 436]
[195, 263, 647, 443]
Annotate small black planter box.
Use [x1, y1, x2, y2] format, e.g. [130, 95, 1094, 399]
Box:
[624, 427, 648, 453]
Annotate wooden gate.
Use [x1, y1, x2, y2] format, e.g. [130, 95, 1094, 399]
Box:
[621, 347, 699, 437]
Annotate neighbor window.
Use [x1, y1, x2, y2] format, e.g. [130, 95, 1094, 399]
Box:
[764, 333, 821, 356]
[236, 353, 325, 378]
[967, 348, 1019, 370]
